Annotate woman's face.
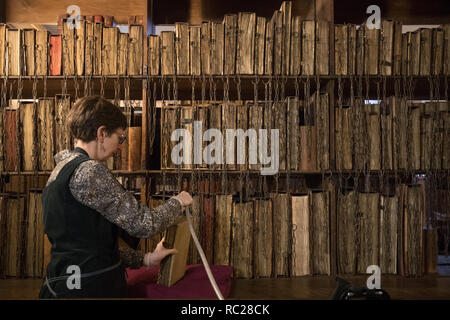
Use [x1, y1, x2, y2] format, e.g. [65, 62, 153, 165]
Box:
[98, 127, 126, 161]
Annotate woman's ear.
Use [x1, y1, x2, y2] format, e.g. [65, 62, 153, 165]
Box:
[97, 125, 107, 142]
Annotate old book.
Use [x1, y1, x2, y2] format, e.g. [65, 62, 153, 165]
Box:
[393, 21, 403, 75]
[287, 97, 299, 171]
[102, 26, 118, 75]
[187, 195, 201, 265]
[381, 102, 393, 170]
[38, 98, 55, 171]
[290, 16, 301, 75]
[301, 20, 315, 75]
[63, 20, 75, 75]
[189, 26, 201, 76]
[181, 107, 194, 169]
[236, 103, 248, 170]
[7, 29, 22, 76]
[364, 26, 380, 75]
[224, 14, 237, 75]
[0, 196, 4, 274]
[280, 1, 292, 75]
[20, 102, 36, 171]
[316, 94, 330, 170]
[5, 196, 26, 277]
[195, 105, 209, 169]
[272, 193, 290, 277]
[161, 105, 177, 169]
[0, 105, 3, 172]
[236, 12, 256, 75]
[128, 127, 141, 171]
[93, 22, 103, 75]
[35, 30, 48, 76]
[401, 33, 409, 75]
[49, 35, 62, 76]
[157, 219, 190, 286]
[214, 195, 232, 266]
[75, 20, 86, 75]
[352, 98, 368, 170]
[231, 200, 254, 278]
[424, 227, 438, 274]
[380, 193, 398, 274]
[249, 103, 263, 171]
[201, 196, 215, 264]
[148, 35, 160, 76]
[273, 101, 287, 171]
[391, 96, 408, 170]
[420, 103, 433, 170]
[316, 21, 329, 75]
[208, 103, 222, 170]
[84, 21, 95, 75]
[335, 24, 348, 75]
[310, 191, 330, 275]
[409, 31, 421, 76]
[357, 192, 379, 274]
[128, 24, 143, 75]
[118, 32, 128, 75]
[337, 190, 357, 274]
[264, 16, 274, 75]
[299, 99, 317, 172]
[255, 17, 266, 75]
[380, 20, 394, 76]
[254, 199, 273, 278]
[444, 24, 450, 75]
[5, 108, 18, 171]
[432, 28, 444, 75]
[161, 31, 175, 75]
[444, 106, 450, 169]
[335, 105, 352, 170]
[222, 102, 237, 170]
[431, 102, 445, 170]
[273, 11, 283, 75]
[348, 24, 357, 75]
[25, 190, 44, 278]
[175, 22, 189, 75]
[404, 186, 424, 276]
[0, 24, 5, 75]
[367, 103, 381, 170]
[211, 22, 224, 75]
[23, 29, 36, 76]
[419, 28, 432, 76]
[55, 95, 72, 153]
[408, 104, 421, 170]
[356, 27, 365, 76]
[200, 22, 211, 75]
[291, 195, 310, 276]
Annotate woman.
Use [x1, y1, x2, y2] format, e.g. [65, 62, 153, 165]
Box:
[39, 96, 192, 298]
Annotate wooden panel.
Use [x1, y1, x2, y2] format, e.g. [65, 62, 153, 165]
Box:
[202, 196, 215, 263]
[189, 25, 201, 76]
[128, 25, 143, 75]
[337, 190, 357, 274]
[214, 195, 232, 266]
[357, 192, 379, 274]
[291, 195, 310, 276]
[254, 199, 273, 278]
[236, 12, 256, 75]
[231, 201, 254, 279]
[224, 14, 237, 75]
[128, 127, 141, 171]
[444, 24, 450, 75]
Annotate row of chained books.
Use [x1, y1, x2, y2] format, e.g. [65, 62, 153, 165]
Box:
[1, 2, 450, 76]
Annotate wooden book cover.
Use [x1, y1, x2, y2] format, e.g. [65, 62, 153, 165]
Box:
[273, 11, 283, 75]
[352, 98, 368, 171]
[49, 35, 62, 76]
[211, 22, 224, 75]
[102, 26, 118, 75]
[222, 102, 237, 170]
[187, 195, 201, 265]
[432, 28, 444, 75]
[62, 20, 75, 75]
[335, 105, 352, 170]
[337, 190, 357, 274]
[424, 227, 438, 274]
[200, 22, 211, 75]
[236, 103, 248, 170]
[231, 200, 254, 279]
[55, 95, 72, 153]
[195, 105, 209, 169]
[148, 35, 161, 76]
[273, 101, 287, 172]
[356, 27, 365, 76]
[93, 22, 103, 75]
[357, 192, 379, 274]
[25, 190, 44, 278]
[20, 102, 36, 171]
[335, 24, 348, 75]
[5, 109, 19, 172]
[0, 24, 5, 75]
[128, 25, 143, 75]
[224, 14, 237, 75]
[5, 196, 26, 277]
[264, 16, 274, 75]
[316, 94, 330, 171]
[189, 26, 201, 76]
[254, 199, 273, 278]
[255, 17, 266, 75]
[444, 24, 450, 75]
[128, 127, 141, 171]
[280, 1, 292, 75]
[366, 103, 381, 170]
[181, 107, 194, 169]
[249, 103, 263, 171]
[409, 31, 421, 76]
[157, 219, 190, 286]
[161, 106, 176, 169]
[287, 97, 299, 171]
[391, 96, 408, 170]
[208, 103, 222, 170]
[419, 28, 432, 76]
[404, 186, 424, 277]
[408, 104, 421, 170]
[291, 195, 310, 276]
[38, 98, 55, 171]
[348, 24, 357, 75]
[175, 23, 189, 75]
[201, 196, 215, 264]
[431, 102, 445, 170]
[76, 20, 86, 75]
[23, 29, 35, 76]
[420, 103, 433, 170]
[381, 102, 393, 170]
[311, 191, 330, 275]
[272, 193, 290, 277]
[364, 26, 379, 75]
[443, 103, 450, 169]
[290, 16, 301, 75]
[316, 21, 330, 75]
[118, 32, 128, 75]
[214, 195, 232, 266]
[236, 12, 256, 75]
[161, 31, 175, 75]
[35, 30, 48, 76]
[393, 21, 403, 75]
[380, 193, 398, 274]
[380, 20, 394, 76]
[7, 29, 21, 76]
[84, 21, 95, 75]
[301, 20, 315, 75]
[299, 99, 317, 172]
[401, 33, 409, 75]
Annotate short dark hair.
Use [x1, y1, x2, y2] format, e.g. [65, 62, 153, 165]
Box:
[67, 96, 127, 142]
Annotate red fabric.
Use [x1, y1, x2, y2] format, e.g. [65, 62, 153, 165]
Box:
[126, 264, 233, 299]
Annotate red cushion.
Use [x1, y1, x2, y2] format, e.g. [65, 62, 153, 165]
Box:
[126, 264, 233, 299]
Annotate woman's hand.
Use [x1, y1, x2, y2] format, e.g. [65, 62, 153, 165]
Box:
[143, 237, 178, 268]
[171, 191, 193, 207]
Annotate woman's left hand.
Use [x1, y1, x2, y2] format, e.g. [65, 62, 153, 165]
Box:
[143, 237, 178, 268]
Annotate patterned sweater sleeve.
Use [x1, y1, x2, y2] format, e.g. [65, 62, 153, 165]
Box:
[118, 246, 145, 269]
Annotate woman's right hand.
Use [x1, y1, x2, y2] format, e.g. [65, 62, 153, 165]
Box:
[172, 191, 193, 207]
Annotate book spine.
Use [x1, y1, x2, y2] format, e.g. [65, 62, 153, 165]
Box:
[211, 22, 224, 75]
[254, 199, 273, 278]
[75, 20, 86, 76]
[224, 14, 237, 75]
[62, 20, 75, 75]
[316, 21, 330, 75]
[19, 102, 36, 171]
[118, 32, 128, 75]
[55, 95, 72, 153]
[393, 21, 403, 75]
[273, 101, 286, 171]
[337, 190, 357, 274]
[148, 35, 161, 76]
[264, 17, 274, 75]
[357, 192, 379, 274]
[214, 195, 233, 266]
[38, 98, 55, 171]
[189, 26, 201, 76]
[237, 12, 256, 75]
[273, 11, 283, 75]
[93, 22, 103, 75]
[381, 20, 394, 76]
[289, 16, 301, 75]
[287, 97, 299, 171]
[273, 193, 290, 276]
[35, 30, 48, 76]
[231, 201, 254, 278]
[0, 24, 6, 75]
[419, 28, 432, 76]
[200, 22, 211, 75]
[175, 22, 189, 75]
[161, 31, 175, 75]
[335, 24, 348, 75]
[364, 27, 380, 75]
[7, 29, 22, 76]
[291, 195, 310, 276]
[255, 17, 266, 75]
[128, 24, 143, 75]
[222, 102, 237, 170]
[367, 103, 381, 170]
[49, 35, 62, 76]
[301, 20, 315, 76]
[316, 94, 330, 170]
[23, 29, 36, 76]
[102, 26, 118, 75]
[280, 1, 292, 76]
[432, 28, 444, 75]
[311, 191, 331, 275]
